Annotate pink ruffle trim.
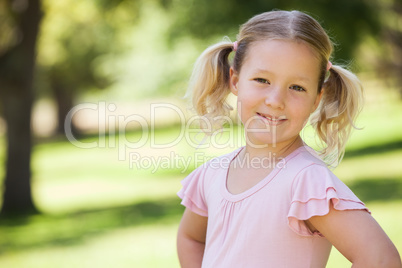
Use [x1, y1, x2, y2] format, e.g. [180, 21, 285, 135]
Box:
[288, 187, 370, 237]
[178, 189, 208, 217]
[177, 168, 208, 217]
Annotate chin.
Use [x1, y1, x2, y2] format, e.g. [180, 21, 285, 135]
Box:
[245, 134, 278, 148]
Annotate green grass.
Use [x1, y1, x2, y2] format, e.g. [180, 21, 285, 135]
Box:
[0, 79, 401, 267]
[0, 219, 181, 268]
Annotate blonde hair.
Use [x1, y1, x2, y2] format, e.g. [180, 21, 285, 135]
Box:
[187, 10, 363, 166]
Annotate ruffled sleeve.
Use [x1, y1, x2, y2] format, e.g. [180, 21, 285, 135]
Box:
[288, 164, 370, 236]
[177, 164, 208, 217]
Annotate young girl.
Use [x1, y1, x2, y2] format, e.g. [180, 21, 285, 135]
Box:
[177, 10, 401, 268]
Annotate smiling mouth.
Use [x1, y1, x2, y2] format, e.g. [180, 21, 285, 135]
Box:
[256, 112, 287, 125]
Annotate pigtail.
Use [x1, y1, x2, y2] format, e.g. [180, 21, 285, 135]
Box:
[186, 41, 234, 130]
[310, 64, 364, 167]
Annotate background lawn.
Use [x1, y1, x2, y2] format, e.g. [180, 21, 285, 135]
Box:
[0, 78, 401, 267]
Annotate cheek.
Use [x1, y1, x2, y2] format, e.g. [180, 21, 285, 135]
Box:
[237, 85, 262, 104]
[236, 89, 255, 109]
[238, 94, 261, 117]
[291, 98, 316, 123]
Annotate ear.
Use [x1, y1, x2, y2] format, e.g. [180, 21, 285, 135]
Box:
[312, 89, 324, 113]
[229, 67, 239, 96]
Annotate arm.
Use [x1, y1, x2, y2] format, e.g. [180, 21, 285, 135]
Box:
[307, 204, 402, 268]
[177, 208, 208, 268]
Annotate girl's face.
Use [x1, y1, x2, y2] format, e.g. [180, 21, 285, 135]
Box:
[230, 39, 323, 148]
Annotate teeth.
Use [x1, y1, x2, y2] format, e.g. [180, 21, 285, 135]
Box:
[257, 113, 285, 122]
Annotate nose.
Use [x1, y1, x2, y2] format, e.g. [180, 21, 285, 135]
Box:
[264, 86, 286, 110]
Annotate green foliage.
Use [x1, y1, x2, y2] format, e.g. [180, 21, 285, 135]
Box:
[0, 1, 17, 57]
[34, 0, 385, 101]
[373, 0, 402, 95]
[37, 0, 141, 96]
[165, 0, 380, 62]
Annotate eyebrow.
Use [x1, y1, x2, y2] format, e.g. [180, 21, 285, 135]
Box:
[253, 68, 312, 83]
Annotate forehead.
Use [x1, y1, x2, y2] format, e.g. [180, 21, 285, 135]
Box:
[241, 39, 321, 81]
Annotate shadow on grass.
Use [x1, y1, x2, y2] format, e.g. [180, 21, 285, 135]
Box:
[0, 196, 184, 252]
[1, 139, 401, 253]
[347, 178, 402, 203]
[344, 140, 402, 159]
[1, 177, 401, 253]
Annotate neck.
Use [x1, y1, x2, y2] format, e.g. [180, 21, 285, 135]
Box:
[243, 136, 304, 161]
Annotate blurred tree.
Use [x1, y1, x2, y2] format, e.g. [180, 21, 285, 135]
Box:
[165, 0, 380, 63]
[0, 0, 140, 216]
[0, 0, 42, 215]
[375, 0, 402, 96]
[38, 0, 140, 135]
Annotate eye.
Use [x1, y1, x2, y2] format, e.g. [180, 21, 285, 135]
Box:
[254, 78, 270, 84]
[290, 85, 306, 92]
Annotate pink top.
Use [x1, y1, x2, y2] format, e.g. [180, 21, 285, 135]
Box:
[178, 146, 370, 268]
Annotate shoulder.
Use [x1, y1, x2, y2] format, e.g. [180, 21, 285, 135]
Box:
[289, 147, 366, 210]
[287, 146, 355, 196]
[182, 147, 242, 187]
[178, 147, 241, 209]
[294, 146, 327, 167]
[195, 147, 243, 172]
[282, 146, 329, 177]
